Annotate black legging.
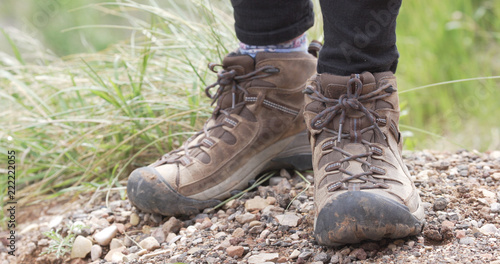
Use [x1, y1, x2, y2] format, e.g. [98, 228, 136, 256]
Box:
[231, 0, 402, 76]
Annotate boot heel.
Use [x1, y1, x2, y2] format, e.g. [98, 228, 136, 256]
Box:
[271, 154, 312, 171]
[270, 131, 312, 171]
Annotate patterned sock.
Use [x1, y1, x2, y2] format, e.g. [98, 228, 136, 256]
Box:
[239, 33, 308, 58]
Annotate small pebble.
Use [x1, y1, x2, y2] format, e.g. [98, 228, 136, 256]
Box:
[70, 236, 92, 259]
[94, 225, 117, 246]
[298, 251, 312, 259]
[350, 248, 367, 260]
[314, 252, 329, 262]
[91, 245, 102, 261]
[130, 213, 140, 226]
[479, 224, 498, 235]
[138, 237, 160, 251]
[226, 246, 244, 258]
[290, 249, 301, 259]
[459, 237, 475, 245]
[490, 203, 500, 213]
[433, 197, 448, 211]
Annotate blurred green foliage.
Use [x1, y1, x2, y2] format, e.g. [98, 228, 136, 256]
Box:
[1, 0, 498, 149]
[396, 0, 500, 150]
[0, 0, 130, 55]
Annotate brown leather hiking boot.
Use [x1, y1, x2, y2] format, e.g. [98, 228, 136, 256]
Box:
[303, 72, 424, 246]
[128, 51, 317, 216]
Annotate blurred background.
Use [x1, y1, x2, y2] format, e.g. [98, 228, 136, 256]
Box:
[0, 0, 499, 212]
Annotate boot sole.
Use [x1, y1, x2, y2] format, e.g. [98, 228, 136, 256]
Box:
[314, 191, 425, 246]
[127, 131, 312, 216]
[185, 130, 311, 201]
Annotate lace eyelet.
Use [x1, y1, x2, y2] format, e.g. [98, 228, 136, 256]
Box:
[371, 146, 383, 156]
[376, 117, 387, 127]
[263, 67, 280, 73]
[327, 182, 343, 192]
[325, 162, 341, 172]
[321, 140, 334, 150]
[370, 166, 386, 175]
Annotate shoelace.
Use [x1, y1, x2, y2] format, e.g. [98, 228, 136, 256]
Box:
[152, 61, 279, 167]
[304, 74, 396, 191]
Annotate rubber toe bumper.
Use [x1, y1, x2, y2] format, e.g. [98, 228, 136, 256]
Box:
[127, 167, 220, 216]
[314, 191, 424, 246]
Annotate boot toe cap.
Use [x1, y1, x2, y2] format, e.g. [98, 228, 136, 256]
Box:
[314, 191, 424, 246]
[127, 167, 220, 216]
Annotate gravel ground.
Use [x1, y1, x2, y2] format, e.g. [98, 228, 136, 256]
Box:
[2, 150, 500, 264]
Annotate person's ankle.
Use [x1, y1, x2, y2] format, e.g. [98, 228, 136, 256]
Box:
[238, 33, 308, 58]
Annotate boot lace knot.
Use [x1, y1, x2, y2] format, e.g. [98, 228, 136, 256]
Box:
[305, 74, 396, 191]
[205, 62, 279, 109]
[153, 62, 279, 167]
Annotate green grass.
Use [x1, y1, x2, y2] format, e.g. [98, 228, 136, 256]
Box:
[0, 0, 499, 228]
[0, 0, 235, 219]
[396, 0, 500, 150]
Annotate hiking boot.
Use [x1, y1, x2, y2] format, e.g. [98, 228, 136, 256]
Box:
[128, 51, 317, 216]
[303, 72, 424, 246]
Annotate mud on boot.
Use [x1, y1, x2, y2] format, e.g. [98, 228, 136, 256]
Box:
[303, 72, 425, 246]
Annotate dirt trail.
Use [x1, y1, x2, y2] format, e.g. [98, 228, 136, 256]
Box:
[2, 150, 500, 264]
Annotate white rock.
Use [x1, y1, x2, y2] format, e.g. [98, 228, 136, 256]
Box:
[124, 253, 139, 262]
[479, 224, 498, 235]
[179, 236, 187, 245]
[48, 216, 64, 229]
[259, 229, 271, 239]
[235, 213, 257, 224]
[90, 208, 108, 217]
[490, 150, 500, 160]
[261, 205, 284, 217]
[248, 253, 279, 264]
[130, 213, 140, 226]
[26, 242, 36, 255]
[214, 232, 227, 239]
[459, 237, 475, 245]
[71, 221, 86, 235]
[192, 237, 203, 245]
[139, 237, 160, 251]
[491, 173, 500, 181]
[186, 225, 197, 236]
[110, 238, 124, 250]
[481, 189, 496, 199]
[167, 234, 182, 244]
[111, 252, 125, 262]
[70, 235, 92, 259]
[245, 196, 270, 211]
[104, 246, 125, 261]
[491, 203, 500, 213]
[94, 225, 118, 246]
[217, 239, 231, 250]
[275, 213, 301, 227]
[449, 168, 458, 176]
[478, 198, 490, 206]
[290, 249, 301, 259]
[415, 170, 433, 182]
[187, 247, 201, 255]
[90, 245, 102, 261]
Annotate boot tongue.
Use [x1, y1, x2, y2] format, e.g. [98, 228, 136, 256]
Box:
[319, 72, 377, 99]
[222, 53, 255, 75]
